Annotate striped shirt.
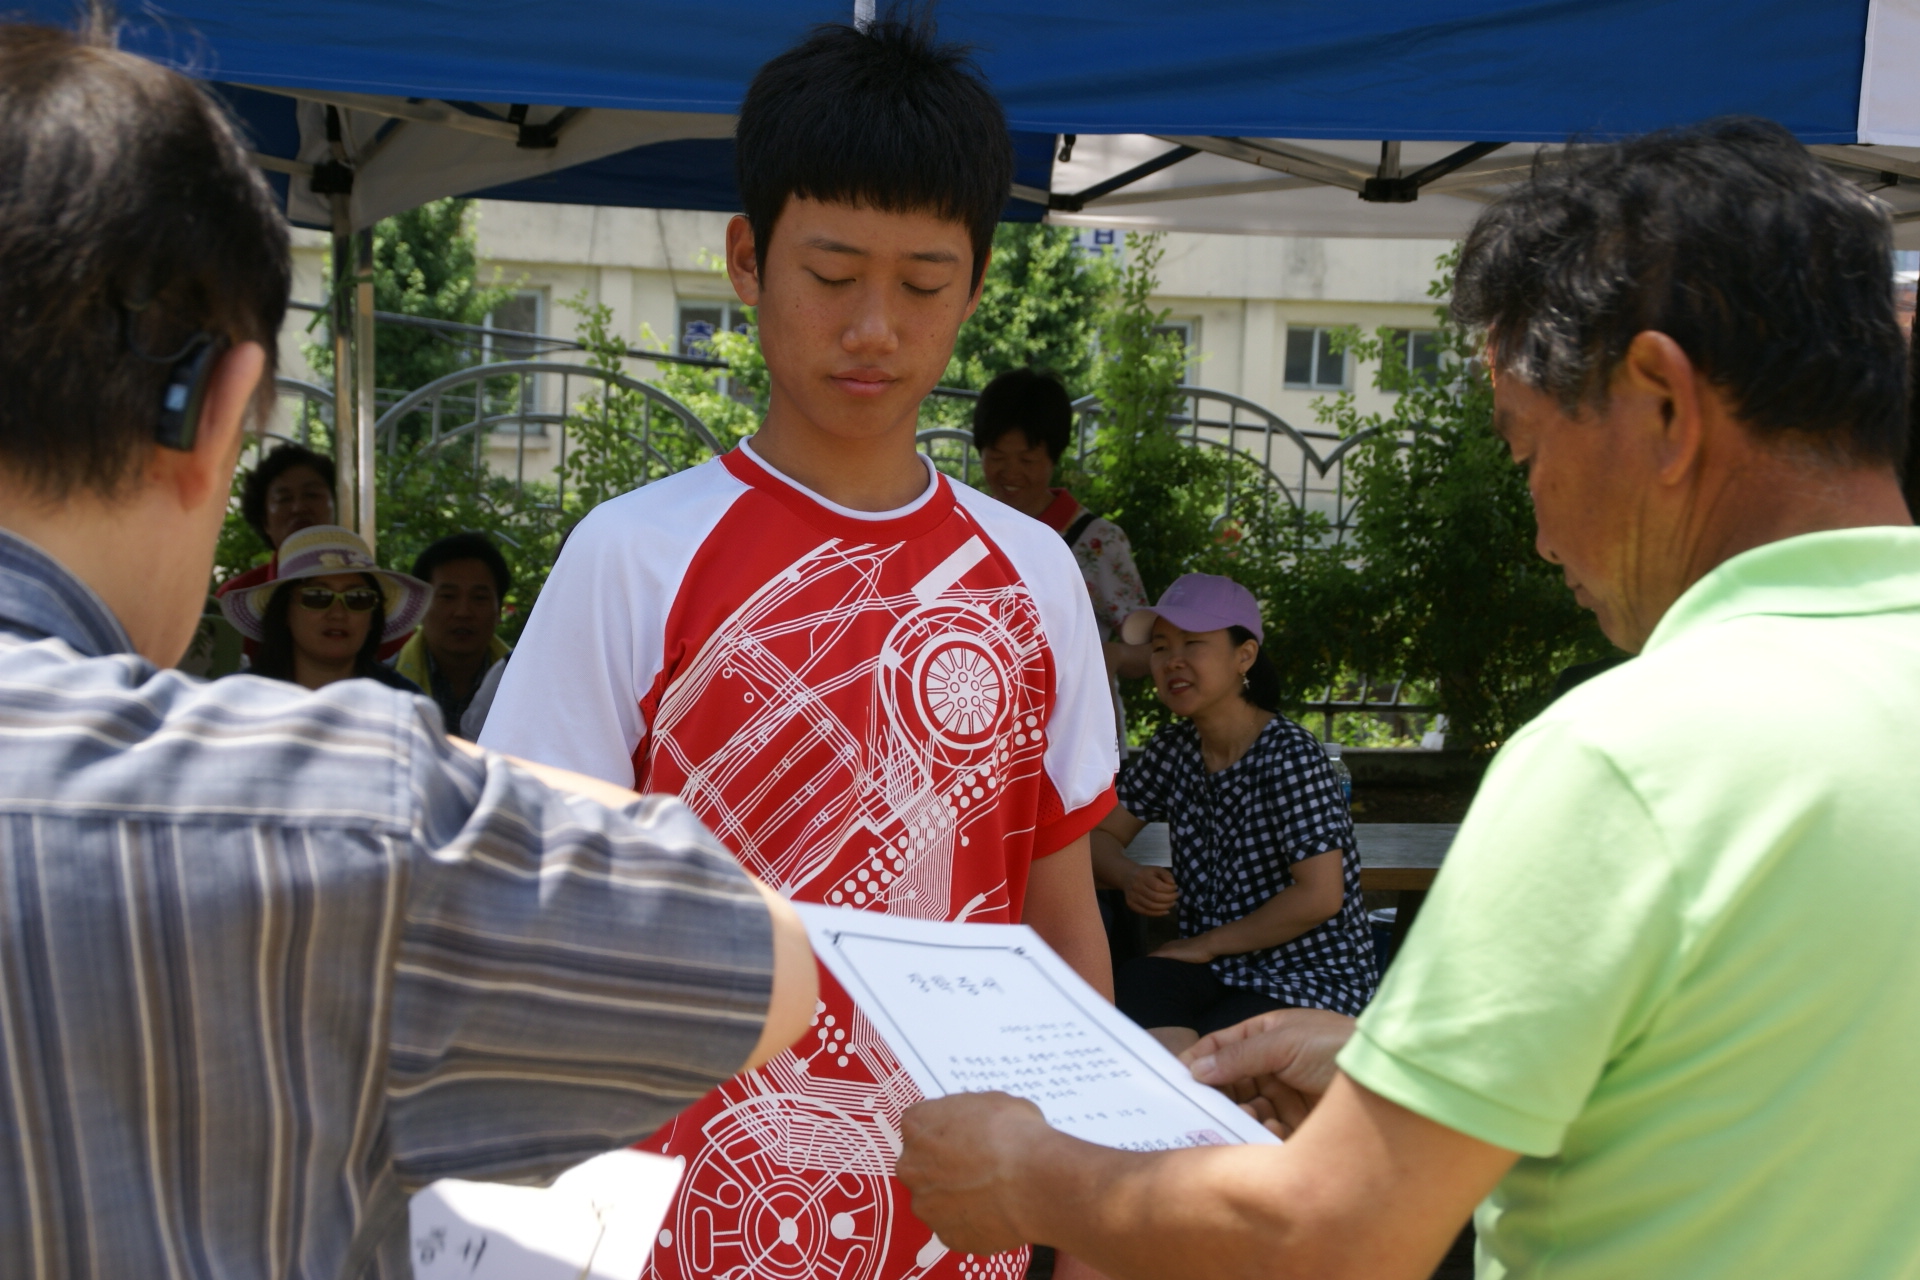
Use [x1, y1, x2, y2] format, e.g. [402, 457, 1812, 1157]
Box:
[0, 529, 775, 1279]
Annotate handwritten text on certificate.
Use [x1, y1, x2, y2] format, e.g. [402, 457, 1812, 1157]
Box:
[795, 905, 1277, 1151]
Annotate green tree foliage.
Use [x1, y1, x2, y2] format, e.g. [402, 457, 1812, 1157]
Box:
[946, 224, 1116, 393]
[1073, 233, 1348, 738]
[918, 225, 1116, 456]
[1311, 249, 1615, 748]
[558, 295, 750, 514]
[306, 199, 514, 398]
[1077, 233, 1214, 595]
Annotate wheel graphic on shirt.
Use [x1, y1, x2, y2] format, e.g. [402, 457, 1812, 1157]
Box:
[916, 638, 1003, 744]
[881, 604, 1019, 762]
[665, 1093, 893, 1280]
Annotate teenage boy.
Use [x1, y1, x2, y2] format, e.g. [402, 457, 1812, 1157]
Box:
[482, 17, 1118, 1280]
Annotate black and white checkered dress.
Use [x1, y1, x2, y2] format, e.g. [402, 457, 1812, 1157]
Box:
[1116, 715, 1377, 1015]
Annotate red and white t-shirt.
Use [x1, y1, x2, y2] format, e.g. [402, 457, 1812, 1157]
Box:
[482, 441, 1118, 1280]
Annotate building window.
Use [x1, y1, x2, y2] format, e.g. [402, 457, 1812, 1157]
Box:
[484, 290, 545, 362]
[678, 301, 755, 402]
[1155, 319, 1197, 378]
[1073, 228, 1120, 257]
[678, 301, 750, 357]
[483, 290, 547, 435]
[1283, 325, 1349, 390]
[1390, 329, 1443, 381]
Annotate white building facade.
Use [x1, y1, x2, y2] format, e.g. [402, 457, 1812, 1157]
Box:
[282, 204, 1454, 428]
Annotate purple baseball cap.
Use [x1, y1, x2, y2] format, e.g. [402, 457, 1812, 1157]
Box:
[1121, 573, 1264, 645]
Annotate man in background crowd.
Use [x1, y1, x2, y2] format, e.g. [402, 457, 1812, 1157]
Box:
[394, 530, 512, 737]
[217, 440, 335, 597]
[0, 23, 813, 1278]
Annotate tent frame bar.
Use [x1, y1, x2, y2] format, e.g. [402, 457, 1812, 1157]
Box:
[1360, 141, 1507, 202]
[1042, 144, 1200, 212]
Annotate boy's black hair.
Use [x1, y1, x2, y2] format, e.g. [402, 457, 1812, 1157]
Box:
[735, 9, 1013, 292]
[972, 368, 1073, 461]
[411, 531, 511, 600]
[240, 443, 336, 544]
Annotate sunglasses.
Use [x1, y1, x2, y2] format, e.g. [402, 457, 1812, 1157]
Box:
[296, 586, 382, 613]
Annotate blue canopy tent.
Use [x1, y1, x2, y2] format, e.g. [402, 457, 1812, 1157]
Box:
[20, 0, 1916, 537]
[78, 0, 1904, 230]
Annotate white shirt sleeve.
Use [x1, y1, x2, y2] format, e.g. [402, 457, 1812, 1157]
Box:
[953, 489, 1120, 830]
[479, 462, 745, 787]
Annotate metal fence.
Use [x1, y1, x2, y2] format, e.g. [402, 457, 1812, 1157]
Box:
[267, 356, 1429, 738]
[277, 304, 1400, 543]
[370, 360, 720, 509]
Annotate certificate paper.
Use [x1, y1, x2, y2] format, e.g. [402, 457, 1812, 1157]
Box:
[410, 1149, 684, 1280]
[794, 904, 1278, 1150]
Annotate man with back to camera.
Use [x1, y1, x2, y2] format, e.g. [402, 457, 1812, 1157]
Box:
[895, 119, 1920, 1279]
[481, 15, 1119, 1280]
[0, 22, 817, 1279]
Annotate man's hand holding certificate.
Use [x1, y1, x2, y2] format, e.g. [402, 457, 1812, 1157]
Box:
[794, 904, 1277, 1151]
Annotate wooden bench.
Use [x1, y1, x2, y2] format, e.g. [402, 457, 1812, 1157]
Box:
[1123, 821, 1458, 957]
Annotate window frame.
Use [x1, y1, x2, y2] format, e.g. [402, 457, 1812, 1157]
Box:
[1282, 324, 1352, 392]
[1388, 327, 1444, 385]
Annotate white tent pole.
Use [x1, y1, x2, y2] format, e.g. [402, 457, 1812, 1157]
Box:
[329, 195, 357, 536]
[354, 228, 377, 556]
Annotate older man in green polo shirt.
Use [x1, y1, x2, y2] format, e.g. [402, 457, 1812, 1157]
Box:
[892, 118, 1920, 1279]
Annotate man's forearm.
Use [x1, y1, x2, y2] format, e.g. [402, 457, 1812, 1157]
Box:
[1010, 1080, 1501, 1280]
[1015, 1130, 1321, 1280]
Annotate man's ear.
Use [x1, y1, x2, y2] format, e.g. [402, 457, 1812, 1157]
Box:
[726, 215, 763, 307]
[1619, 330, 1704, 484]
[962, 246, 993, 322]
[149, 340, 266, 512]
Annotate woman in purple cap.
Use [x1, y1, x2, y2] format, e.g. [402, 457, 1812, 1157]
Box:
[1090, 572, 1377, 1053]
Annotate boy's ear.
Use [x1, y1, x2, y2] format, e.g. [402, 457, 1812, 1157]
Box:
[962, 245, 993, 322]
[726, 215, 763, 306]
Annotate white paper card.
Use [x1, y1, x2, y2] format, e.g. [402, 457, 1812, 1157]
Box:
[409, 1148, 685, 1280]
[795, 903, 1278, 1150]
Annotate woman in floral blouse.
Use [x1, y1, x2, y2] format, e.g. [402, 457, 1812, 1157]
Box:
[973, 368, 1151, 680]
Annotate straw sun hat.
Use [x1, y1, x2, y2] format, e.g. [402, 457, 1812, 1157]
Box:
[221, 524, 430, 643]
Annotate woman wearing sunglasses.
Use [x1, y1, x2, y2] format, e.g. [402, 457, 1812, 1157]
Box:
[222, 525, 430, 694]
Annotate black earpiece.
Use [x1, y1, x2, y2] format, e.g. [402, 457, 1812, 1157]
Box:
[154, 334, 225, 452]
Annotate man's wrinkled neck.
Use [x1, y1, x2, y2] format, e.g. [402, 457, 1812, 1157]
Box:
[1626, 433, 1911, 648]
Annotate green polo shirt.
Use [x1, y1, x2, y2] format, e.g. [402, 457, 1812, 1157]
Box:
[1339, 526, 1920, 1280]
